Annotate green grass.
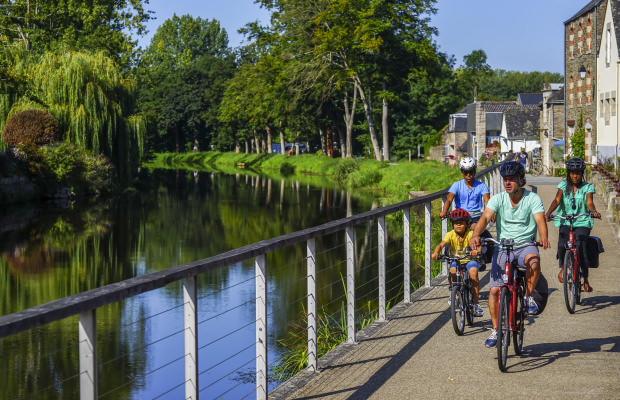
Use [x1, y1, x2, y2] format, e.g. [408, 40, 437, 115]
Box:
[144, 152, 462, 203]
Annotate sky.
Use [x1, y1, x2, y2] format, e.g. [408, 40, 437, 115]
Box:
[138, 0, 590, 73]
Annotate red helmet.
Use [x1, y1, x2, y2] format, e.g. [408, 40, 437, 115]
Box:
[449, 208, 471, 222]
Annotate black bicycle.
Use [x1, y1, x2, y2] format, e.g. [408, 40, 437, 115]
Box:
[438, 249, 477, 335]
[481, 237, 539, 372]
[549, 213, 598, 313]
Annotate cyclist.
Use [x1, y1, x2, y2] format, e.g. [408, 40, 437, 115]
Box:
[544, 158, 600, 292]
[470, 161, 550, 347]
[440, 157, 491, 230]
[432, 208, 484, 317]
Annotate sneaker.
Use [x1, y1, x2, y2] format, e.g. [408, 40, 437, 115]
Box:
[526, 296, 539, 315]
[485, 329, 497, 347]
[473, 303, 484, 317]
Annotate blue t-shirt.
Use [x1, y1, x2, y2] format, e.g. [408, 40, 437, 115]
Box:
[554, 180, 596, 229]
[448, 179, 490, 214]
[486, 190, 545, 242]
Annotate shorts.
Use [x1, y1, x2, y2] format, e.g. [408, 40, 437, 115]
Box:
[489, 245, 539, 288]
[450, 260, 479, 272]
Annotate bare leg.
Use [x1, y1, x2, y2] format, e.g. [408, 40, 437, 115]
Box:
[488, 286, 500, 329]
[524, 254, 541, 297]
[469, 268, 480, 303]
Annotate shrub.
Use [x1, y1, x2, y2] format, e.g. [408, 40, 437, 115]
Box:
[333, 160, 359, 183]
[2, 110, 60, 146]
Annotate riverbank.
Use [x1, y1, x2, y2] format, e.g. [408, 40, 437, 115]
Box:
[145, 152, 463, 203]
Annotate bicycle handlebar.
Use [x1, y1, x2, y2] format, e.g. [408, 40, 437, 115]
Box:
[480, 237, 541, 248]
[437, 252, 477, 262]
[548, 213, 600, 221]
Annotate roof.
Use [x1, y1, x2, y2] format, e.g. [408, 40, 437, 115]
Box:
[486, 113, 503, 131]
[454, 117, 467, 132]
[548, 86, 565, 104]
[517, 93, 543, 106]
[564, 0, 604, 24]
[504, 108, 540, 138]
[482, 102, 538, 112]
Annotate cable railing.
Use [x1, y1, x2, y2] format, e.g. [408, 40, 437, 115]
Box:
[0, 162, 502, 399]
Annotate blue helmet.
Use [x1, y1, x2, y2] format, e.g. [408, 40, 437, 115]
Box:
[500, 161, 525, 178]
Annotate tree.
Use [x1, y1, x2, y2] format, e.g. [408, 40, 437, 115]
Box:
[138, 15, 235, 152]
[255, 0, 439, 161]
[0, 0, 151, 68]
[0, 47, 145, 182]
[458, 49, 492, 102]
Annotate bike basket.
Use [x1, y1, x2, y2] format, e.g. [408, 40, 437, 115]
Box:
[531, 273, 549, 315]
[586, 236, 604, 269]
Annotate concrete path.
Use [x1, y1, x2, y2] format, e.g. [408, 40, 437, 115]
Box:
[273, 176, 620, 400]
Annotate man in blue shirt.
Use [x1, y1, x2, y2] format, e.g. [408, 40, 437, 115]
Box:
[440, 157, 490, 229]
[470, 161, 550, 347]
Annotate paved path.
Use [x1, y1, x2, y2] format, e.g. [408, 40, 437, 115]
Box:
[274, 176, 620, 400]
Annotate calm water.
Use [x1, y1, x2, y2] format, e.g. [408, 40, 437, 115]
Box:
[0, 169, 416, 399]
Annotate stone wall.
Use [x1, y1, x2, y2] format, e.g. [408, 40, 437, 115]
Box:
[590, 170, 620, 240]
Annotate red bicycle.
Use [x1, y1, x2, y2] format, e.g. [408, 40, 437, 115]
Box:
[482, 237, 539, 372]
[549, 213, 598, 313]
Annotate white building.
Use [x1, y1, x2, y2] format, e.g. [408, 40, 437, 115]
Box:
[595, 0, 619, 164]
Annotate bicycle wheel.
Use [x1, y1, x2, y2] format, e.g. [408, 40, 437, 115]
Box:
[563, 252, 576, 314]
[465, 283, 474, 326]
[513, 286, 525, 355]
[450, 285, 465, 335]
[497, 286, 511, 372]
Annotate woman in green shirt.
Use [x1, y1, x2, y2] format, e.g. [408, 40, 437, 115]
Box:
[545, 158, 600, 292]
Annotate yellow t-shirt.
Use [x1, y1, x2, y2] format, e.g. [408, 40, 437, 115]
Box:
[443, 229, 473, 264]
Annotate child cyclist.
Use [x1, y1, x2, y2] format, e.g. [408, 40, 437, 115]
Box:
[545, 158, 600, 292]
[432, 208, 484, 317]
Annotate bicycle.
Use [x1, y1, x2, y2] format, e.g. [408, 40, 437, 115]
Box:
[438, 249, 478, 335]
[548, 212, 599, 313]
[481, 237, 539, 372]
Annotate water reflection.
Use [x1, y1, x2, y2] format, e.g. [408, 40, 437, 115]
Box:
[1, 169, 408, 399]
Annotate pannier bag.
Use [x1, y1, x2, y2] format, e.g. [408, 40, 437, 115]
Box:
[531, 273, 548, 315]
[586, 236, 604, 269]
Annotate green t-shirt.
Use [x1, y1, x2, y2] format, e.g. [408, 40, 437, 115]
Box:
[554, 180, 595, 229]
[486, 190, 545, 242]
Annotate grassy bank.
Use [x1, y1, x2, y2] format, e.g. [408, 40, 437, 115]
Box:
[145, 151, 462, 203]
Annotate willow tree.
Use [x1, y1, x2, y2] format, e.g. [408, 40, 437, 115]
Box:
[0, 48, 145, 182]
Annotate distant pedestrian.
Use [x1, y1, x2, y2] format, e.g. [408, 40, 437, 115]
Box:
[515, 148, 528, 171]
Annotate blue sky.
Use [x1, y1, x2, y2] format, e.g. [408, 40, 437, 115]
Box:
[138, 0, 589, 73]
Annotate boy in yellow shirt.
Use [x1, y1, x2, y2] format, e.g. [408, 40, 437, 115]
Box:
[432, 208, 483, 317]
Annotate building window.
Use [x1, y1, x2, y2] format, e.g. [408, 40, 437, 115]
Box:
[612, 94, 617, 117]
[605, 97, 610, 125]
[586, 15, 593, 52]
[606, 25, 611, 66]
[569, 24, 575, 58]
[600, 94, 605, 118]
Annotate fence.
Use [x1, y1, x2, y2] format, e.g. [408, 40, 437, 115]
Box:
[0, 163, 502, 399]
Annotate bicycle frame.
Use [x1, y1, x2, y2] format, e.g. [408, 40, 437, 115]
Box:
[482, 237, 536, 371]
[549, 212, 594, 313]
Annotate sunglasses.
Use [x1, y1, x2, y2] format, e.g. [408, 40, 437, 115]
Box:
[461, 170, 476, 176]
[571, 197, 576, 210]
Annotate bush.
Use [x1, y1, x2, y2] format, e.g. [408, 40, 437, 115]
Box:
[554, 167, 566, 177]
[551, 145, 564, 162]
[2, 110, 60, 146]
[333, 160, 359, 183]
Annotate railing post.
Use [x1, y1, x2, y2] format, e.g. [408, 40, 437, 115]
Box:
[378, 216, 386, 321]
[425, 201, 431, 287]
[183, 277, 198, 400]
[307, 239, 317, 371]
[79, 310, 97, 400]
[441, 195, 448, 276]
[345, 226, 356, 343]
[403, 208, 411, 303]
[255, 254, 267, 400]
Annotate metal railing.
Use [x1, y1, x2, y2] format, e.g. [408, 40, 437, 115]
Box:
[0, 163, 502, 399]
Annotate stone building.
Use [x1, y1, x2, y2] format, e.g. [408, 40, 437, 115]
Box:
[540, 83, 565, 169]
[564, 0, 609, 162]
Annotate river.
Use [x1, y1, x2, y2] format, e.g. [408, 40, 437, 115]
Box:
[0, 168, 419, 399]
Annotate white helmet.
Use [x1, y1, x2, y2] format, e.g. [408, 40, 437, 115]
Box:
[459, 157, 476, 170]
